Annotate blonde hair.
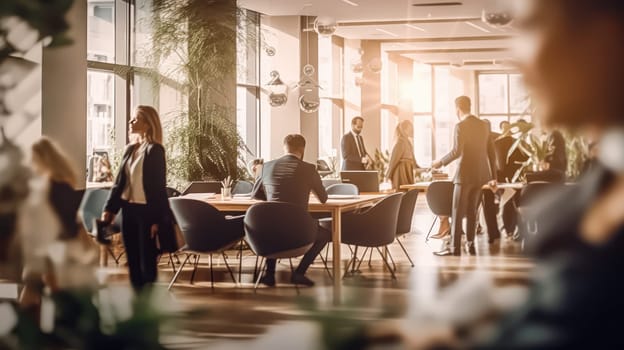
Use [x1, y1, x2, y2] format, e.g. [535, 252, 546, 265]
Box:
[136, 105, 163, 144]
[395, 120, 414, 140]
[31, 137, 78, 188]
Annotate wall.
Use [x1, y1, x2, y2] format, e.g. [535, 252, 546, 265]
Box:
[42, 0, 88, 188]
[359, 40, 381, 158]
[259, 16, 301, 161]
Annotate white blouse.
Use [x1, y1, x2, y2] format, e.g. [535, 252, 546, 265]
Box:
[121, 142, 148, 204]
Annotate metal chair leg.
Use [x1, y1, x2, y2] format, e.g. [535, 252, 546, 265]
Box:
[168, 253, 191, 290]
[396, 237, 414, 267]
[223, 252, 237, 285]
[318, 245, 333, 279]
[425, 216, 439, 242]
[168, 253, 177, 274]
[376, 247, 397, 280]
[355, 247, 369, 271]
[289, 258, 300, 294]
[238, 240, 244, 283]
[190, 254, 199, 285]
[252, 255, 260, 282]
[367, 247, 373, 267]
[254, 257, 265, 291]
[351, 246, 359, 274]
[209, 254, 214, 289]
[386, 247, 397, 272]
[342, 251, 356, 279]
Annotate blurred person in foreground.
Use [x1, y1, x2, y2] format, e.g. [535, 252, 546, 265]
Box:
[386, 1, 624, 348]
[102, 105, 174, 291]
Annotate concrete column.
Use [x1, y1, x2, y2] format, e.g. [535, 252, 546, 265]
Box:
[396, 56, 414, 122]
[360, 40, 381, 158]
[42, 0, 88, 188]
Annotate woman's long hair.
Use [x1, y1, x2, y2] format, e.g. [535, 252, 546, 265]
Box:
[395, 120, 414, 140]
[31, 137, 78, 188]
[136, 105, 163, 144]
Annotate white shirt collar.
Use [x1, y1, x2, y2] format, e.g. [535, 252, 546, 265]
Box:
[351, 130, 361, 138]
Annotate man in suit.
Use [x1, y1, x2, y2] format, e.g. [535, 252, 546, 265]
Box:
[431, 96, 497, 256]
[341, 116, 370, 170]
[250, 134, 330, 287]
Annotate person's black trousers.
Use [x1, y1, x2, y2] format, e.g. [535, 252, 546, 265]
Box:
[482, 189, 519, 238]
[450, 183, 483, 253]
[121, 202, 158, 290]
[265, 222, 332, 276]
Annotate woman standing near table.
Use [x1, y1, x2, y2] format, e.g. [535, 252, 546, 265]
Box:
[101, 105, 171, 291]
[387, 120, 420, 190]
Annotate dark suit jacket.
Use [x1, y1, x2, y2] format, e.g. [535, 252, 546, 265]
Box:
[440, 115, 497, 185]
[479, 164, 624, 349]
[341, 132, 367, 170]
[546, 130, 567, 173]
[251, 154, 328, 208]
[495, 135, 528, 182]
[104, 142, 170, 224]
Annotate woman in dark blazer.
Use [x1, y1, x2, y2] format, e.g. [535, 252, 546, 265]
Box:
[386, 120, 419, 191]
[102, 105, 170, 291]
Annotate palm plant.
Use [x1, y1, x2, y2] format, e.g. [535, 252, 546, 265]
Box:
[505, 121, 553, 182]
[148, 0, 257, 186]
[370, 149, 390, 183]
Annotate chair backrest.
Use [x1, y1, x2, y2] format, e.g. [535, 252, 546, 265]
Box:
[232, 180, 254, 194]
[169, 198, 243, 252]
[244, 202, 317, 258]
[182, 181, 222, 195]
[518, 181, 567, 208]
[341, 193, 403, 247]
[166, 186, 182, 198]
[425, 181, 454, 216]
[322, 178, 341, 188]
[326, 183, 359, 195]
[79, 188, 121, 234]
[396, 190, 419, 235]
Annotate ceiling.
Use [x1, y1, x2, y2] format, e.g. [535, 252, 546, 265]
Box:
[239, 0, 515, 69]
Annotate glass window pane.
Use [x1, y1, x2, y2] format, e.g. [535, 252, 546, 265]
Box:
[87, 70, 115, 181]
[318, 99, 333, 158]
[237, 10, 259, 85]
[318, 36, 332, 98]
[478, 74, 508, 114]
[509, 74, 530, 114]
[413, 63, 432, 113]
[133, 0, 152, 67]
[381, 108, 397, 153]
[87, 0, 115, 63]
[413, 116, 432, 165]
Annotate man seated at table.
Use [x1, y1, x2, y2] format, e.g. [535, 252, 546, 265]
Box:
[250, 134, 330, 287]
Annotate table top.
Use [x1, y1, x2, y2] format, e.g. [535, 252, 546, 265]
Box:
[186, 193, 390, 212]
[400, 181, 526, 191]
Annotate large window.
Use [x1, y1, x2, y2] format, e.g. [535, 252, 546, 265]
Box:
[87, 0, 115, 63]
[318, 35, 344, 160]
[477, 72, 531, 132]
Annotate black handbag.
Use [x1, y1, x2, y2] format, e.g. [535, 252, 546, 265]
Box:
[156, 214, 180, 253]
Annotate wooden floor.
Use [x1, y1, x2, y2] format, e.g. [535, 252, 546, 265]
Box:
[100, 196, 533, 349]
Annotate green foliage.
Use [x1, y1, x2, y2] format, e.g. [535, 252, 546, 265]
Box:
[370, 149, 390, 183]
[2, 288, 170, 350]
[563, 130, 590, 180]
[148, 0, 257, 188]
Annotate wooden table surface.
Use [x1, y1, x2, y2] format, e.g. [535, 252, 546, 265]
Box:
[189, 193, 389, 304]
[400, 181, 525, 192]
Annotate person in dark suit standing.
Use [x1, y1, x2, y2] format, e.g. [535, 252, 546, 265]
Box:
[102, 105, 173, 291]
[431, 96, 497, 256]
[251, 134, 330, 287]
[341, 116, 370, 170]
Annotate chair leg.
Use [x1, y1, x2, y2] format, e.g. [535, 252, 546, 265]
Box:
[351, 246, 359, 274]
[190, 254, 200, 285]
[342, 252, 356, 279]
[425, 217, 438, 242]
[168, 253, 191, 290]
[355, 247, 369, 271]
[396, 237, 415, 267]
[223, 252, 237, 285]
[376, 247, 397, 280]
[238, 239, 244, 283]
[209, 254, 214, 289]
[289, 258, 300, 295]
[254, 257, 266, 291]
[168, 253, 177, 274]
[252, 255, 260, 282]
[318, 245, 333, 280]
[386, 247, 397, 272]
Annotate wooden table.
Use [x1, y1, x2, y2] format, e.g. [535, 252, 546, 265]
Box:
[197, 193, 389, 304]
[400, 181, 525, 192]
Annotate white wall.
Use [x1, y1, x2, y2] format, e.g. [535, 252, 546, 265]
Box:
[259, 16, 301, 161]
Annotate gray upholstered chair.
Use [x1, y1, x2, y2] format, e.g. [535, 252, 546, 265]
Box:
[168, 198, 244, 289]
[394, 190, 419, 267]
[424, 181, 454, 241]
[341, 193, 403, 280]
[79, 188, 124, 265]
[244, 201, 317, 289]
[326, 183, 359, 195]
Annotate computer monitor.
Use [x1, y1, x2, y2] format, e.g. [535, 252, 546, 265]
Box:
[340, 171, 379, 192]
[182, 181, 222, 195]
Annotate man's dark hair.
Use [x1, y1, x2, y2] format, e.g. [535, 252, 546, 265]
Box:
[455, 96, 471, 113]
[283, 134, 306, 153]
[351, 116, 364, 125]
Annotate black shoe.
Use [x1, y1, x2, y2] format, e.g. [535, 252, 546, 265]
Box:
[433, 248, 460, 257]
[465, 242, 476, 255]
[94, 219, 112, 245]
[291, 273, 315, 287]
[259, 274, 275, 287]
